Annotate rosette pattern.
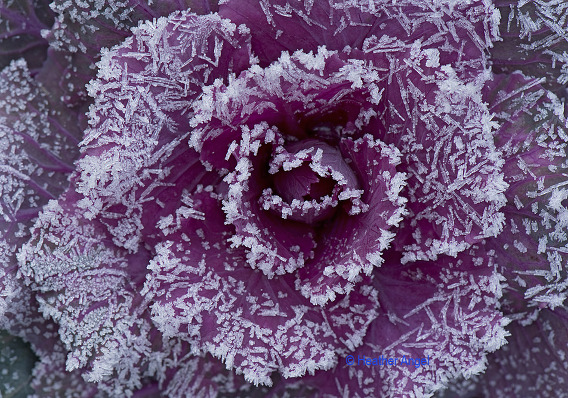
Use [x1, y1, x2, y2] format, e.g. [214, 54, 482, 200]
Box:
[13, 0, 515, 397]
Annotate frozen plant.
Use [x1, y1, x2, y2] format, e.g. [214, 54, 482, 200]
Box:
[1, 0, 568, 397]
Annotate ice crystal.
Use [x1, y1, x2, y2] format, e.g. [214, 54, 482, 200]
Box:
[190, 48, 408, 299]
[0, 58, 78, 324]
[45, 0, 218, 53]
[432, 67, 568, 398]
[20, 198, 251, 396]
[0, 0, 54, 70]
[222, 0, 507, 263]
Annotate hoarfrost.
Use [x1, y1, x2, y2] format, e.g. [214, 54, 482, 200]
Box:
[0, 58, 107, 397]
[270, 245, 507, 398]
[483, 71, 568, 321]
[438, 308, 568, 398]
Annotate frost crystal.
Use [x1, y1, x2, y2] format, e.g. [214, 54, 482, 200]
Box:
[223, 0, 507, 262]
[45, 0, 218, 53]
[0, 58, 78, 324]
[482, 71, 568, 316]
[439, 308, 568, 398]
[0, 0, 53, 70]
[16, 10, 253, 396]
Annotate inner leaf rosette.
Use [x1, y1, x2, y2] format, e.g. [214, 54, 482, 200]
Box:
[190, 48, 408, 303]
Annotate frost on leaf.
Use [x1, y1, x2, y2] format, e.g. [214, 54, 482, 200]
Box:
[492, 0, 568, 98]
[390, 63, 507, 262]
[221, 0, 507, 262]
[271, 247, 507, 398]
[483, 72, 568, 318]
[45, 0, 219, 53]
[77, 11, 251, 252]
[1, 283, 105, 397]
[0, 58, 79, 323]
[143, 188, 379, 386]
[437, 309, 568, 398]
[30, 341, 104, 398]
[39, 0, 219, 109]
[0, 57, 107, 397]
[0, 0, 54, 70]
[159, 350, 252, 398]
[18, 198, 155, 396]
[220, 0, 500, 82]
[7, 0, 518, 395]
[19, 193, 241, 396]
[295, 135, 407, 305]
